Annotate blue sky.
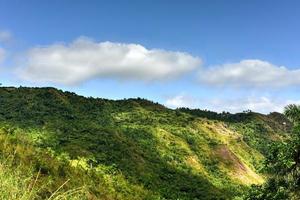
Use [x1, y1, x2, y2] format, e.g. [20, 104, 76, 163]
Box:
[1, 0, 300, 113]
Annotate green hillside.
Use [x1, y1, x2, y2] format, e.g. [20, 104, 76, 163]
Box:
[0, 87, 291, 200]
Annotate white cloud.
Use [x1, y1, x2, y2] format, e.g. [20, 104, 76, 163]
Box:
[17, 37, 202, 85]
[198, 59, 300, 88]
[165, 94, 300, 114]
[0, 30, 12, 44]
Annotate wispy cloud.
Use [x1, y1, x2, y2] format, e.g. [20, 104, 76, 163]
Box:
[165, 94, 198, 108]
[0, 30, 13, 44]
[198, 59, 300, 88]
[17, 37, 202, 85]
[0, 30, 13, 65]
[0, 48, 5, 64]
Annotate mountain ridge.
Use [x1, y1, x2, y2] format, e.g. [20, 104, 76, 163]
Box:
[0, 86, 291, 199]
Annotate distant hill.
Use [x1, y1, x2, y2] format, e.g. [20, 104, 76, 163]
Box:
[0, 87, 291, 199]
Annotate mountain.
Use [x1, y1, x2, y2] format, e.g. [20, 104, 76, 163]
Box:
[0, 87, 291, 200]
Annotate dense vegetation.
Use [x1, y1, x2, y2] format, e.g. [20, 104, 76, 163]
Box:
[0, 87, 292, 199]
[244, 104, 300, 200]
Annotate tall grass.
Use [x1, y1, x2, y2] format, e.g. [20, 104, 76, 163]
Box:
[0, 153, 88, 200]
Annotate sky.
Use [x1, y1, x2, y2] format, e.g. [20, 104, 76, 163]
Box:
[1, 0, 300, 113]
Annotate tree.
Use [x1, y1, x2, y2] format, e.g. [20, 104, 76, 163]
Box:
[245, 104, 300, 200]
[284, 104, 300, 125]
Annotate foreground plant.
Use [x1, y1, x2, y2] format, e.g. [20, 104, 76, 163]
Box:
[244, 104, 300, 200]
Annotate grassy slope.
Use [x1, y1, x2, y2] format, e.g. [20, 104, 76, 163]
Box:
[0, 87, 291, 200]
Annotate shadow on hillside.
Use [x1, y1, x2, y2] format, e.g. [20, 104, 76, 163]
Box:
[0, 87, 234, 199]
[58, 126, 229, 199]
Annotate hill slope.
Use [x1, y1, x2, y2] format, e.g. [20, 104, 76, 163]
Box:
[0, 87, 291, 199]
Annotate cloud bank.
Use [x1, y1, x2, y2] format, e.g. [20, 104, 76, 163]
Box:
[198, 59, 300, 88]
[165, 94, 300, 114]
[17, 37, 202, 85]
[208, 97, 300, 114]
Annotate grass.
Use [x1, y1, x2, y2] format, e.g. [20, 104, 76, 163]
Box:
[0, 154, 38, 200]
[0, 153, 88, 200]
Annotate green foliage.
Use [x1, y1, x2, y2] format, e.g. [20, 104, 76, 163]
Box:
[0, 87, 291, 199]
[244, 104, 300, 200]
[243, 178, 290, 200]
[284, 104, 300, 124]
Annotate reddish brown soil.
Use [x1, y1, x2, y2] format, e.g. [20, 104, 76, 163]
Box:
[216, 145, 246, 172]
